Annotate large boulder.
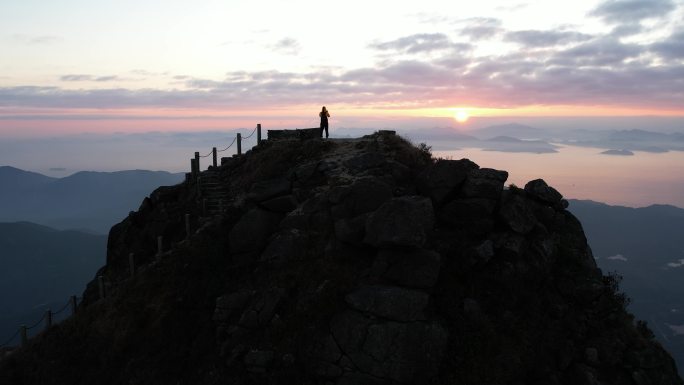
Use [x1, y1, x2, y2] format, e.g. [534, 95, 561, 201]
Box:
[524, 179, 567, 210]
[439, 197, 497, 234]
[334, 214, 369, 245]
[499, 192, 538, 234]
[372, 248, 442, 289]
[259, 194, 298, 213]
[343, 152, 386, 171]
[364, 196, 435, 248]
[345, 285, 429, 322]
[247, 178, 291, 202]
[418, 159, 479, 205]
[229, 208, 282, 257]
[331, 311, 448, 384]
[330, 177, 393, 220]
[461, 168, 508, 200]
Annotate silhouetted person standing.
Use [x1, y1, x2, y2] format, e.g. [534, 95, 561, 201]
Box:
[319, 106, 330, 138]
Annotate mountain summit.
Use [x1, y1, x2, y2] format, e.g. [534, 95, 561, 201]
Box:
[1, 131, 680, 385]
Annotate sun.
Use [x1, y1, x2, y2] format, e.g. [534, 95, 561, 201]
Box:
[454, 108, 469, 123]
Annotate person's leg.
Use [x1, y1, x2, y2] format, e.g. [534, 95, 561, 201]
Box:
[324, 122, 329, 138]
[320, 124, 324, 138]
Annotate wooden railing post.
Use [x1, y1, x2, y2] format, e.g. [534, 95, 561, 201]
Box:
[20, 325, 27, 347]
[185, 213, 191, 239]
[212, 147, 217, 168]
[45, 309, 52, 330]
[257, 123, 262, 145]
[194, 151, 200, 172]
[70, 295, 77, 316]
[237, 133, 242, 155]
[191, 158, 198, 181]
[129, 252, 135, 277]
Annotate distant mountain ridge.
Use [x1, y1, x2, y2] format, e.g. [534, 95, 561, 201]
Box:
[0, 221, 107, 345]
[470, 123, 547, 139]
[569, 199, 684, 373]
[0, 166, 56, 188]
[0, 167, 185, 233]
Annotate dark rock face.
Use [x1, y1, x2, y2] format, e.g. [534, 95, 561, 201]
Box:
[462, 167, 509, 200]
[364, 196, 434, 248]
[418, 159, 478, 205]
[331, 310, 448, 384]
[229, 208, 282, 258]
[2, 132, 681, 385]
[525, 178, 568, 209]
[372, 248, 441, 289]
[345, 285, 429, 322]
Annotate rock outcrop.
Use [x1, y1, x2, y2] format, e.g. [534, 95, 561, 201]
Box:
[0, 132, 680, 385]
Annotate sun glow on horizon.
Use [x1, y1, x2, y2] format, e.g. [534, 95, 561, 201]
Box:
[454, 109, 470, 123]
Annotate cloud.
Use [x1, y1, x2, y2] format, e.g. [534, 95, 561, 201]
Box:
[550, 37, 642, 66]
[651, 30, 684, 59]
[667, 258, 684, 268]
[60, 74, 120, 82]
[3, 19, 684, 113]
[60, 75, 93, 82]
[457, 18, 503, 40]
[12, 34, 61, 45]
[370, 33, 471, 54]
[590, 0, 676, 24]
[272, 37, 300, 55]
[606, 254, 628, 261]
[668, 324, 684, 335]
[496, 3, 529, 12]
[609, 23, 644, 37]
[505, 30, 593, 47]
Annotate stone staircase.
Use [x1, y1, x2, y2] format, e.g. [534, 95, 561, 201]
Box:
[198, 169, 230, 215]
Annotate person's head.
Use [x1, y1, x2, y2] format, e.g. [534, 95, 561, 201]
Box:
[321, 106, 327, 112]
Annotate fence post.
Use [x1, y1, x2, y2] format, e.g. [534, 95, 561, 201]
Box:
[237, 133, 242, 155]
[20, 325, 27, 347]
[129, 252, 135, 277]
[197, 176, 202, 197]
[194, 151, 200, 172]
[157, 236, 163, 256]
[70, 295, 77, 316]
[257, 123, 262, 145]
[45, 309, 52, 330]
[98, 276, 105, 300]
[212, 147, 217, 168]
[185, 213, 191, 239]
[191, 158, 198, 181]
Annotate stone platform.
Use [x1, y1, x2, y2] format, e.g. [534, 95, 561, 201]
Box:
[267, 128, 320, 141]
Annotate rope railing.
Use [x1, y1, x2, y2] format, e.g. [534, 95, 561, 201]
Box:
[0, 295, 79, 349]
[52, 298, 72, 316]
[217, 136, 237, 153]
[189, 124, 263, 175]
[25, 313, 46, 331]
[242, 125, 258, 139]
[0, 329, 20, 349]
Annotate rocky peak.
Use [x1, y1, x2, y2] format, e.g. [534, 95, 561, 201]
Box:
[1, 131, 680, 385]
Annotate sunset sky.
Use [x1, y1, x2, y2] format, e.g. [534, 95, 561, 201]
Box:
[1, 0, 684, 137]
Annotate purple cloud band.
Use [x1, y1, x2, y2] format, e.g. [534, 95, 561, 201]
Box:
[1, 0, 683, 113]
